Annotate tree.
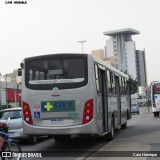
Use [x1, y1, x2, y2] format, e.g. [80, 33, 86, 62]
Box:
[129, 76, 139, 94]
[124, 71, 138, 94]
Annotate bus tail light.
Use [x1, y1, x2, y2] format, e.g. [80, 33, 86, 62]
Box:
[152, 98, 156, 108]
[23, 102, 33, 125]
[153, 102, 156, 108]
[82, 99, 93, 124]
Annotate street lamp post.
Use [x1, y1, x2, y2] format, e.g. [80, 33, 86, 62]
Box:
[77, 40, 87, 53]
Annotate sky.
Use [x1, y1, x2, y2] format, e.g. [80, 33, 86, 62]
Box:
[0, 0, 160, 84]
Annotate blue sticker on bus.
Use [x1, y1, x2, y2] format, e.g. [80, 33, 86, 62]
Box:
[34, 112, 40, 118]
[41, 100, 75, 112]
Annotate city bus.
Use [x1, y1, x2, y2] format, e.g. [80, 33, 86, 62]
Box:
[20, 53, 131, 141]
[151, 81, 160, 116]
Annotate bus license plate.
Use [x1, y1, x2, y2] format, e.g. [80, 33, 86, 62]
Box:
[42, 119, 73, 126]
[51, 119, 64, 125]
[8, 132, 16, 137]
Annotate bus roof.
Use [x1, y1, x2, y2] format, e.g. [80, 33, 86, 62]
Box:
[89, 54, 129, 80]
[151, 81, 160, 84]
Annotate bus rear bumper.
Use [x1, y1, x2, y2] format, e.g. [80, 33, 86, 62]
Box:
[23, 119, 98, 136]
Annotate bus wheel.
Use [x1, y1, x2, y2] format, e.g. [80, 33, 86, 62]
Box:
[108, 119, 114, 141]
[53, 135, 71, 142]
[121, 121, 127, 129]
[121, 117, 127, 129]
[154, 112, 159, 117]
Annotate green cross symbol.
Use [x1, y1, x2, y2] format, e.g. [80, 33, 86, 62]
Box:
[44, 102, 53, 111]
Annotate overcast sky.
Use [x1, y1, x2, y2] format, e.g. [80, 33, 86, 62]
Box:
[0, 0, 160, 84]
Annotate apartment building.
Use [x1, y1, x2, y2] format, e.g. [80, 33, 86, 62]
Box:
[104, 28, 140, 80]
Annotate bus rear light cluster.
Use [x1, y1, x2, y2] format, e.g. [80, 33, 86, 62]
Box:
[23, 102, 33, 125]
[82, 99, 93, 124]
[152, 98, 156, 108]
[153, 103, 156, 108]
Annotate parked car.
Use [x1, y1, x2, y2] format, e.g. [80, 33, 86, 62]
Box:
[0, 108, 38, 144]
[131, 104, 139, 114]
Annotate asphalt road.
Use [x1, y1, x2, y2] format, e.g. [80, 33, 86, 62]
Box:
[18, 106, 160, 160]
[85, 106, 160, 160]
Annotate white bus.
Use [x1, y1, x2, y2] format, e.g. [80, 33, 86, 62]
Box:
[151, 81, 160, 116]
[20, 53, 131, 141]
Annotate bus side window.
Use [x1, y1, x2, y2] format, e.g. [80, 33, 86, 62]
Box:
[120, 76, 122, 94]
[124, 79, 127, 95]
[94, 64, 100, 93]
[122, 77, 125, 94]
[120, 77, 126, 95]
[106, 70, 112, 95]
[29, 70, 33, 80]
[112, 74, 116, 95]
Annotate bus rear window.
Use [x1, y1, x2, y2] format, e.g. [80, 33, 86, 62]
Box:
[25, 54, 88, 90]
[154, 84, 160, 94]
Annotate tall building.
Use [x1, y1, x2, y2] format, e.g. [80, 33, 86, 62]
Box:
[125, 41, 137, 80]
[104, 56, 118, 69]
[91, 49, 105, 60]
[104, 28, 140, 80]
[91, 49, 118, 69]
[136, 49, 147, 87]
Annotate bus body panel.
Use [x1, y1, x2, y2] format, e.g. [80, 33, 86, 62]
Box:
[23, 119, 98, 135]
[153, 94, 160, 112]
[151, 82, 160, 115]
[22, 54, 102, 135]
[21, 53, 130, 137]
[121, 96, 128, 124]
[24, 89, 93, 127]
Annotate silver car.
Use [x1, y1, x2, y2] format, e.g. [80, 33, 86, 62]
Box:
[0, 108, 38, 144]
[131, 104, 139, 114]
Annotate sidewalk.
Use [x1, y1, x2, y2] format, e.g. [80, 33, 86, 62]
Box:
[78, 107, 152, 160]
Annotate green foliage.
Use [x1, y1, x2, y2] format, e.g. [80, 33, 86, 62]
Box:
[129, 76, 139, 94]
[124, 71, 138, 94]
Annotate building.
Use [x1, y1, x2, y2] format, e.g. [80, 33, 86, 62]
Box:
[3, 69, 21, 83]
[136, 49, 147, 87]
[104, 28, 140, 80]
[91, 49, 105, 60]
[0, 82, 21, 107]
[104, 56, 118, 69]
[0, 69, 22, 108]
[105, 38, 114, 57]
[125, 41, 137, 80]
[138, 86, 146, 96]
[91, 49, 118, 69]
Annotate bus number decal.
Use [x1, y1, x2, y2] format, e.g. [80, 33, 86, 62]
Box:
[41, 100, 75, 112]
[68, 112, 78, 118]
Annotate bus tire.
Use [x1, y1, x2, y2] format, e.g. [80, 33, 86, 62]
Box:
[121, 120, 127, 129]
[108, 119, 114, 141]
[154, 112, 158, 117]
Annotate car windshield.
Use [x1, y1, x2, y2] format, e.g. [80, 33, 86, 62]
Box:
[131, 104, 137, 107]
[0, 110, 22, 120]
[154, 83, 160, 94]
